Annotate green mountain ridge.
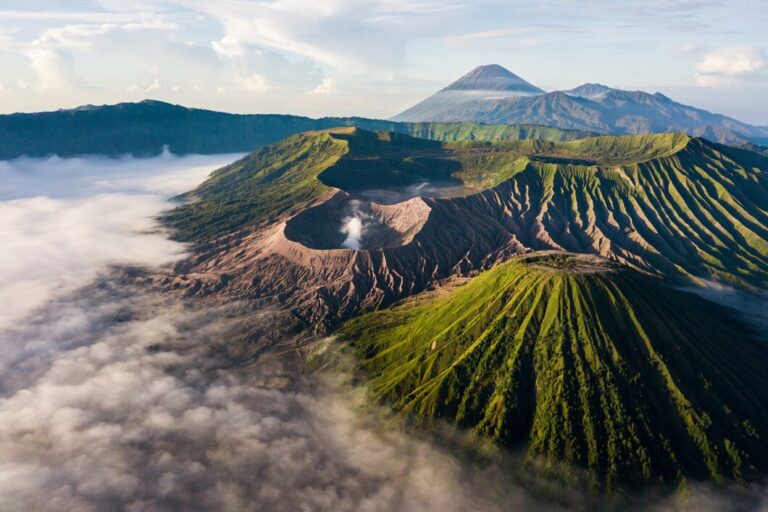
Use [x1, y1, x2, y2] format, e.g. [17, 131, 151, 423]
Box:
[335, 252, 768, 490]
[0, 100, 591, 160]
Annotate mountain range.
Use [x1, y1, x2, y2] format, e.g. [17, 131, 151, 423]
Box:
[2, 74, 768, 160]
[0, 100, 590, 160]
[6, 71, 767, 494]
[393, 65, 768, 147]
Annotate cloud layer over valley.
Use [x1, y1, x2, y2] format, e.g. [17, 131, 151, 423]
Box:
[0, 152, 239, 329]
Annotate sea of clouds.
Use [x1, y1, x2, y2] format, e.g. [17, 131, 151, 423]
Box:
[0, 152, 239, 330]
[0, 153, 765, 511]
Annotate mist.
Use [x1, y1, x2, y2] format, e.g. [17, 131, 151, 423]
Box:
[0, 152, 242, 330]
[352, 180, 476, 205]
[678, 280, 768, 340]
[1, 154, 766, 511]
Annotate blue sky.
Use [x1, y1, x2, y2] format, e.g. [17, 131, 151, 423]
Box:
[0, 0, 766, 124]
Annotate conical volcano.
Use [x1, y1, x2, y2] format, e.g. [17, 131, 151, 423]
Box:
[442, 64, 545, 94]
[337, 252, 768, 489]
[392, 64, 545, 122]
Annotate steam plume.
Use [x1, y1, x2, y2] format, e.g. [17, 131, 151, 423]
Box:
[341, 216, 364, 249]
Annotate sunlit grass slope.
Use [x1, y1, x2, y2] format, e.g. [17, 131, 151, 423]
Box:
[337, 253, 768, 490]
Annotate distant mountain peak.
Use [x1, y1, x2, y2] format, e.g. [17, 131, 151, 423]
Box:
[458, 64, 518, 80]
[442, 64, 545, 94]
[564, 83, 614, 99]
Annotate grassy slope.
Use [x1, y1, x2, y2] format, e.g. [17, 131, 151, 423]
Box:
[444, 133, 768, 288]
[525, 138, 768, 288]
[337, 253, 768, 490]
[162, 131, 347, 241]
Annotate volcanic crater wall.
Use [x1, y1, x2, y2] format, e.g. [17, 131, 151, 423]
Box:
[166, 134, 768, 331]
[283, 193, 431, 250]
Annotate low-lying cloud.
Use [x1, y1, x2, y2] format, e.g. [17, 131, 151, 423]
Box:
[0, 152, 240, 330]
[678, 279, 768, 340]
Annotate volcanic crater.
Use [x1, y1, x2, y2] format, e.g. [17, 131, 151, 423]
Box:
[162, 128, 768, 331]
[283, 193, 432, 251]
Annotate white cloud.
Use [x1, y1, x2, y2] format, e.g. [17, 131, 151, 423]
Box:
[695, 46, 766, 87]
[0, 153, 239, 330]
[211, 35, 246, 58]
[9, 15, 178, 90]
[127, 77, 162, 93]
[218, 72, 271, 93]
[22, 45, 77, 89]
[0, 10, 135, 22]
[311, 76, 336, 94]
[167, 0, 466, 70]
[443, 27, 543, 47]
[235, 72, 270, 92]
[697, 46, 765, 75]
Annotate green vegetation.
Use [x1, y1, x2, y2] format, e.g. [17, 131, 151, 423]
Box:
[163, 131, 346, 241]
[516, 137, 768, 289]
[336, 253, 768, 490]
[0, 100, 591, 159]
[397, 121, 594, 144]
[450, 132, 692, 187]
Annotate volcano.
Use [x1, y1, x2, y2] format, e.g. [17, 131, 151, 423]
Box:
[336, 252, 768, 489]
[158, 124, 768, 489]
[441, 64, 545, 94]
[393, 65, 545, 123]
